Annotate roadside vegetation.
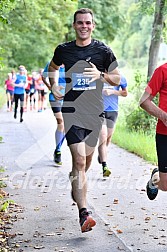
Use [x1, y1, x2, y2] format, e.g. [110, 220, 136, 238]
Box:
[0, 87, 5, 109]
[0, 163, 17, 251]
[111, 67, 158, 165]
[112, 124, 157, 165]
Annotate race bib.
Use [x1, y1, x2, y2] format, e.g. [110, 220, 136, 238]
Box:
[72, 73, 96, 91]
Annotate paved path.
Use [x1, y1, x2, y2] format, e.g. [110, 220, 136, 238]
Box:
[0, 106, 167, 252]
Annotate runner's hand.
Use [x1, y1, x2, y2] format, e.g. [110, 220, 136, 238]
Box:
[51, 85, 64, 100]
[83, 62, 101, 83]
[102, 89, 114, 96]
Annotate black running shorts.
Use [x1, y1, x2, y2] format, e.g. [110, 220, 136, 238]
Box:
[63, 113, 104, 147]
[156, 133, 167, 173]
[103, 111, 118, 128]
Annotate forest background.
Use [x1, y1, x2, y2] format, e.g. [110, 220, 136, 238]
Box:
[0, 0, 167, 164]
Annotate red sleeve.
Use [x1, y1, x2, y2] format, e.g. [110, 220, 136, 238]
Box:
[145, 66, 163, 96]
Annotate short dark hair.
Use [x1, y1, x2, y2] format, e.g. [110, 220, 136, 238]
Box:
[73, 8, 94, 23]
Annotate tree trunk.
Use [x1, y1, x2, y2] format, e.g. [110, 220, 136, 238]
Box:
[147, 0, 165, 80]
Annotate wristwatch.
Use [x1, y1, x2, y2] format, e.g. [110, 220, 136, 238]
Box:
[100, 72, 105, 79]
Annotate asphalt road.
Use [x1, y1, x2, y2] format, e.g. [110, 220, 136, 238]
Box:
[0, 106, 167, 252]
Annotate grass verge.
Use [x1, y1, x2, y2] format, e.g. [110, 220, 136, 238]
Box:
[112, 124, 157, 165]
[0, 87, 5, 109]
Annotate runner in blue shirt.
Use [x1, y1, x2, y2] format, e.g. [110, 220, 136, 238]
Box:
[98, 74, 128, 176]
[42, 62, 66, 165]
[13, 66, 27, 122]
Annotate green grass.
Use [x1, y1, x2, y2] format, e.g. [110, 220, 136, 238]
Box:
[112, 124, 157, 165]
[0, 86, 6, 109]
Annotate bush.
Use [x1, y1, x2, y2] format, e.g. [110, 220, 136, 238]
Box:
[126, 107, 157, 133]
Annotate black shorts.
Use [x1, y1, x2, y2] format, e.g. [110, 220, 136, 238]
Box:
[38, 90, 45, 97]
[25, 89, 30, 95]
[64, 113, 104, 147]
[50, 101, 62, 113]
[14, 93, 24, 102]
[103, 111, 118, 128]
[156, 133, 167, 173]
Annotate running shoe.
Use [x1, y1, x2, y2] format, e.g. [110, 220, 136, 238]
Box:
[54, 151, 62, 165]
[103, 166, 111, 177]
[146, 168, 159, 200]
[80, 210, 96, 233]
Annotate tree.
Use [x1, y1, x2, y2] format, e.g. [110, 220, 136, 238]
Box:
[0, 0, 16, 24]
[78, 0, 124, 43]
[0, 0, 78, 72]
[147, 0, 166, 79]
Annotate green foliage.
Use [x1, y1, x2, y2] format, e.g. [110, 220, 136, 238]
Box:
[136, 0, 155, 15]
[0, 200, 14, 212]
[126, 107, 157, 132]
[0, 166, 7, 189]
[78, 0, 124, 42]
[0, 0, 78, 75]
[118, 2, 153, 67]
[126, 70, 157, 133]
[112, 123, 157, 164]
[0, 180, 7, 189]
[0, 166, 5, 173]
[0, 0, 16, 24]
[0, 87, 6, 108]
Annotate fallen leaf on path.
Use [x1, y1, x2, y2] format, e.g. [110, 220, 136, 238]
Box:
[108, 230, 114, 235]
[153, 236, 159, 239]
[116, 229, 123, 234]
[113, 199, 119, 204]
[158, 242, 166, 245]
[117, 246, 126, 250]
[0, 189, 8, 197]
[34, 207, 40, 211]
[34, 245, 45, 249]
[107, 213, 113, 216]
[46, 233, 55, 236]
[157, 216, 167, 219]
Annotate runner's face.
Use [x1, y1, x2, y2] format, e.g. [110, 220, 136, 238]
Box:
[73, 13, 95, 43]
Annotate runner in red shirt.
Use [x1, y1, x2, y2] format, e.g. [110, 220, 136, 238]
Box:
[5, 73, 14, 112]
[36, 69, 45, 112]
[140, 62, 167, 200]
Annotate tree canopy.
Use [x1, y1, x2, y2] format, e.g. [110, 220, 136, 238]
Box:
[0, 0, 125, 72]
[0, 0, 167, 79]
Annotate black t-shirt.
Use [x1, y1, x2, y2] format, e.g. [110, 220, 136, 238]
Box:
[52, 39, 118, 115]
